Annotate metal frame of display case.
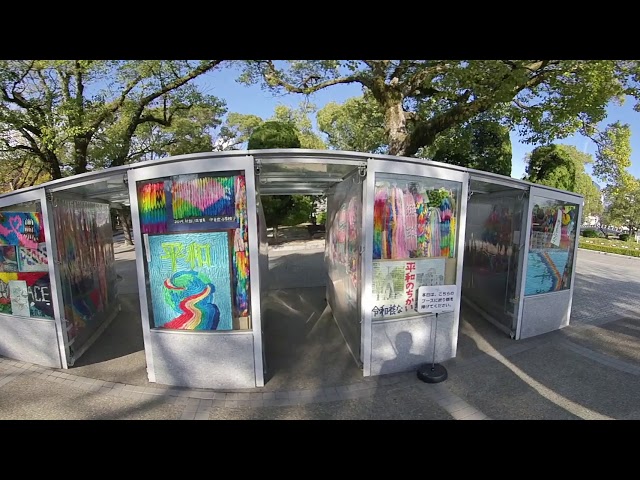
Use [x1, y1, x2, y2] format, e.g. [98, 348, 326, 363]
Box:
[0, 188, 68, 368]
[361, 158, 469, 377]
[128, 155, 264, 388]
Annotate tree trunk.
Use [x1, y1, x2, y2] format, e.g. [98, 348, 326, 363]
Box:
[73, 136, 90, 175]
[118, 208, 134, 246]
[385, 101, 409, 156]
[44, 151, 63, 179]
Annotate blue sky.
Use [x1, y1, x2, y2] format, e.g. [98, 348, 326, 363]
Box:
[196, 65, 640, 184]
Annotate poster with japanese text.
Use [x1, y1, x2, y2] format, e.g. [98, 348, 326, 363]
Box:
[147, 232, 233, 330]
[371, 258, 445, 320]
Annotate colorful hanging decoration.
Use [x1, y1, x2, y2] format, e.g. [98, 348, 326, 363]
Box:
[232, 174, 250, 318]
[440, 195, 452, 257]
[414, 191, 429, 257]
[373, 186, 387, 259]
[171, 175, 235, 221]
[428, 207, 441, 257]
[372, 181, 457, 260]
[403, 190, 418, 252]
[390, 185, 408, 259]
[138, 181, 167, 234]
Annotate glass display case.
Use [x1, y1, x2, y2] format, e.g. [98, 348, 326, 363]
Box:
[524, 196, 579, 296]
[0, 201, 53, 320]
[370, 173, 461, 321]
[135, 171, 251, 331]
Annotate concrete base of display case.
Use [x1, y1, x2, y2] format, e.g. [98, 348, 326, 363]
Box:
[148, 329, 257, 389]
[0, 314, 62, 368]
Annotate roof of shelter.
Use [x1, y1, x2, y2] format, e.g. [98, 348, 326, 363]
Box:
[0, 149, 583, 206]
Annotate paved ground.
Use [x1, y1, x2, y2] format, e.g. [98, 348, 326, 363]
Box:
[1, 245, 640, 420]
[570, 249, 640, 325]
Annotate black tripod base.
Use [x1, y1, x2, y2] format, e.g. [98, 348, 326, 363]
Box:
[417, 363, 448, 383]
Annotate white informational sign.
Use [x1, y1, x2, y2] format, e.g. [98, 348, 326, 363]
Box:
[417, 284, 458, 313]
[9, 280, 30, 317]
[372, 258, 446, 319]
[550, 208, 563, 247]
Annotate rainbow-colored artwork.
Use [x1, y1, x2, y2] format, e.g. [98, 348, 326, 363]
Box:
[18, 243, 49, 272]
[232, 174, 250, 317]
[137, 181, 167, 234]
[0, 212, 44, 248]
[373, 183, 457, 261]
[147, 232, 233, 330]
[524, 250, 570, 296]
[171, 174, 235, 223]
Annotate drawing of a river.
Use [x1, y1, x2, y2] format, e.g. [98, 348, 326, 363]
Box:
[524, 250, 569, 296]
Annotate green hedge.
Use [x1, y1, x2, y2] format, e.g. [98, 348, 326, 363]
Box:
[619, 233, 630, 241]
[579, 242, 640, 257]
[581, 229, 600, 238]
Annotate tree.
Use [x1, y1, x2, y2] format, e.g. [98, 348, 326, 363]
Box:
[219, 102, 326, 150]
[576, 175, 604, 218]
[605, 175, 640, 236]
[247, 120, 315, 242]
[239, 60, 640, 160]
[215, 113, 263, 150]
[271, 102, 326, 149]
[525, 144, 580, 191]
[525, 144, 604, 218]
[247, 121, 300, 149]
[428, 118, 512, 175]
[0, 152, 51, 192]
[0, 60, 226, 179]
[317, 92, 386, 153]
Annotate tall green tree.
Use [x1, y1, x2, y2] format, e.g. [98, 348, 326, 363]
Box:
[605, 175, 640, 236]
[428, 118, 512, 175]
[220, 102, 326, 150]
[247, 120, 314, 242]
[271, 102, 326, 149]
[247, 121, 301, 149]
[239, 60, 640, 161]
[317, 92, 386, 153]
[0, 60, 225, 179]
[524, 144, 604, 217]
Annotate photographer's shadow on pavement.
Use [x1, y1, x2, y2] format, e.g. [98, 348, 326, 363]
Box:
[378, 331, 425, 376]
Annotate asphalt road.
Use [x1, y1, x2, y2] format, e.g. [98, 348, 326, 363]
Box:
[571, 249, 640, 325]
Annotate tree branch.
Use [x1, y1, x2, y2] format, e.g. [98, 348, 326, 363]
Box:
[139, 60, 224, 107]
[260, 60, 362, 94]
[402, 61, 450, 96]
[405, 64, 555, 156]
[27, 166, 45, 187]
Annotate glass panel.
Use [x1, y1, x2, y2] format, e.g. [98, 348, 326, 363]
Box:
[463, 190, 526, 329]
[371, 173, 461, 321]
[524, 196, 579, 296]
[136, 171, 251, 331]
[0, 201, 54, 320]
[326, 172, 362, 356]
[53, 198, 117, 348]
